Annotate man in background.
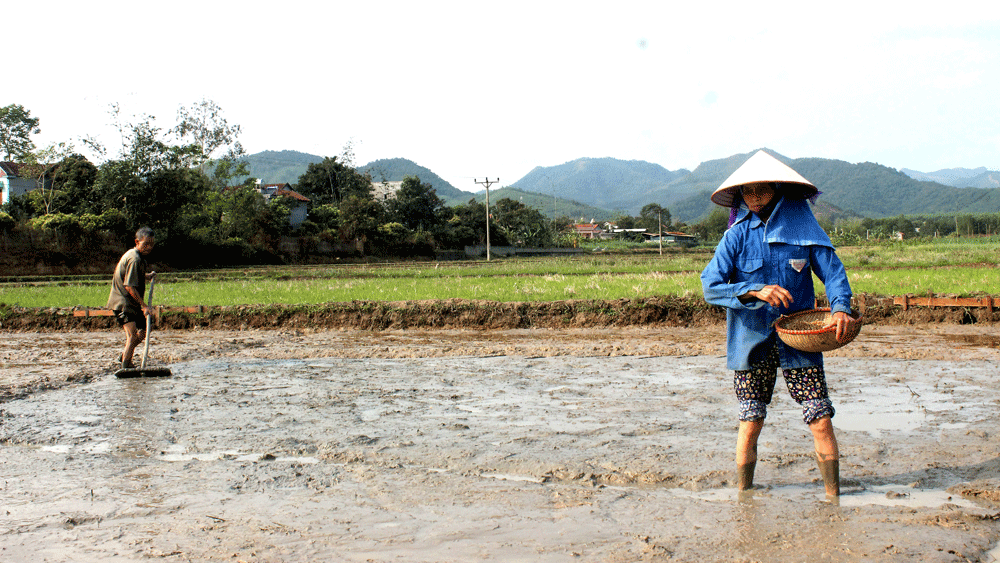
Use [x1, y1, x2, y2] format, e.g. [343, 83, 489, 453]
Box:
[107, 226, 156, 369]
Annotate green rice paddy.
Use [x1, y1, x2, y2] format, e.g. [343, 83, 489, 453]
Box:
[2, 238, 996, 308]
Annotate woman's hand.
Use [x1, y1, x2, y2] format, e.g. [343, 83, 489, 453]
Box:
[824, 311, 853, 342]
[744, 285, 794, 308]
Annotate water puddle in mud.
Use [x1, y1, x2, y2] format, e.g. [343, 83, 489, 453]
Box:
[825, 361, 992, 435]
[2, 355, 998, 561]
[656, 483, 988, 513]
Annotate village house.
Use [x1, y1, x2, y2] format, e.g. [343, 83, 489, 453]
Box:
[572, 223, 603, 239]
[604, 226, 647, 240]
[644, 231, 698, 247]
[0, 162, 52, 205]
[254, 183, 310, 229]
[371, 180, 402, 203]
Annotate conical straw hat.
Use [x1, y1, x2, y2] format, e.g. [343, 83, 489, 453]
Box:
[711, 150, 818, 208]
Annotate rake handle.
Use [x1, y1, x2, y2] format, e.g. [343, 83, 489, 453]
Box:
[141, 275, 156, 369]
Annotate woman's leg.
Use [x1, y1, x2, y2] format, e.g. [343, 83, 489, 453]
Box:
[809, 415, 840, 496]
[784, 365, 839, 496]
[733, 346, 780, 490]
[736, 419, 764, 490]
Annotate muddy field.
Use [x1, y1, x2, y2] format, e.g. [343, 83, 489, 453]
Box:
[2, 322, 1000, 562]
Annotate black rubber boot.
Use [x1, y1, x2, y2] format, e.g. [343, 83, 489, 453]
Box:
[737, 462, 756, 491]
[816, 455, 840, 497]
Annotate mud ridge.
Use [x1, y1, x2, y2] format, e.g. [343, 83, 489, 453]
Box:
[2, 294, 997, 333]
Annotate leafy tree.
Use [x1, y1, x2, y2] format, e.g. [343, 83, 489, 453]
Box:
[613, 214, 637, 229]
[95, 159, 211, 240]
[172, 98, 250, 189]
[889, 215, 917, 238]
[386, 176, 445, 232]
[264, 196, 294, 236]
[376, 222, 413, 255]
[205, 158, 252, 191]
[0, 193, 32, 224]
[308, 203, 340, 233]
[338, 195, 386, 252]
[94, 159, 144, 219]
[87, 106, 208, 238]
[50, 154, 100, 214]
[221, 185, 288, 252]
[22, 142, 79, 214]
[172, 99, 244, 164]
[491, 198, 553, 247]
[441, 199, 497, 248]
[0, 104, 40, 160]
[0, 211, 15, 232]
[690, 207, 730, 242]
[108, 106, 176, 177]
[296, 156, 373, 205]
[139, 168, 213, 238]
[551, 215, 573, 233]
[639, 203, 671, 233]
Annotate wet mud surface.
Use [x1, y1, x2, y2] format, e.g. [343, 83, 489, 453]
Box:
[2, 325, 1000, 562]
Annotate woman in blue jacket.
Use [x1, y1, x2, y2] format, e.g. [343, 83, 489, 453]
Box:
[700, 151, 853, 498]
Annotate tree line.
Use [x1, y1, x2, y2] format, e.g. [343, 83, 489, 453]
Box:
[2, 101, 695, 268]
[18, 99, 985, 268]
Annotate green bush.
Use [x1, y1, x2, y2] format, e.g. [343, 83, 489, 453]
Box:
[96, 208, 128, 234]
[25, 210, 128, 238]
[296, 220, 321, 236]
[28, 213, 86, 235]
[0, 211, 14, 232]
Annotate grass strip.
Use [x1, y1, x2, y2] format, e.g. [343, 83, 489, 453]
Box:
[3, 264, 995, 309]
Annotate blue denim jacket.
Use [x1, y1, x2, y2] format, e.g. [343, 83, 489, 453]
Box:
[701, 197, 853, 370]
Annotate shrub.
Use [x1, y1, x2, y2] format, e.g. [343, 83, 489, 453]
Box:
[28, 213, 86, 236]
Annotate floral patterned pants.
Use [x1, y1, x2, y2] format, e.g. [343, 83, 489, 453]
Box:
[734, 344, 835, 424]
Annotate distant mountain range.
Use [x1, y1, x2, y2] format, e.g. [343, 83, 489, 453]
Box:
[243, 149, 1000, 223]
[899, 166, 1000, 189]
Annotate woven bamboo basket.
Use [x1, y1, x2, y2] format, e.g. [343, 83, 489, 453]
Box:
[774, 308, 863, 353]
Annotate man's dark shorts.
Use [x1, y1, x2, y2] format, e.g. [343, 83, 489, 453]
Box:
[114, 310, 147, 332]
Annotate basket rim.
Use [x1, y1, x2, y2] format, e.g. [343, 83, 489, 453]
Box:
[774, 307, 862, 336]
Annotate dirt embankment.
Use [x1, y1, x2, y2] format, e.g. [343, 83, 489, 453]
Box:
[2, 294, 997, 333]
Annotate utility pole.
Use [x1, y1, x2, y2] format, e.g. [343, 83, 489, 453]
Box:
[474, 178, 499, 261]
[658, 211, 663, 255]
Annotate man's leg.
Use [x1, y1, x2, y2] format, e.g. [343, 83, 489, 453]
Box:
[122, 322, 146, 368]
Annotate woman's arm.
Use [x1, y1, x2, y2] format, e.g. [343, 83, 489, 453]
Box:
[810, 245, 852, 314]
[812, 245, 854, 341]
[701, 232, 768, 310]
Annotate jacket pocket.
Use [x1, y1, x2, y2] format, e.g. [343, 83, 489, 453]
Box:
[734, 257, 764, 283]
[787, 257, 809, 273]
[782, 251, 813, 298]
[737, 257, 763, 274]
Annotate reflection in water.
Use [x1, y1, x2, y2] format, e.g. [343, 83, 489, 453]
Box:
[110, 378, 173, 509]
[111, 378, 165, 459]
[732, 490, 762, 554]
[729, 487, 848, 559]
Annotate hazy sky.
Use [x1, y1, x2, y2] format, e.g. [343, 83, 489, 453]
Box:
[9, 1, 1000, 194]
